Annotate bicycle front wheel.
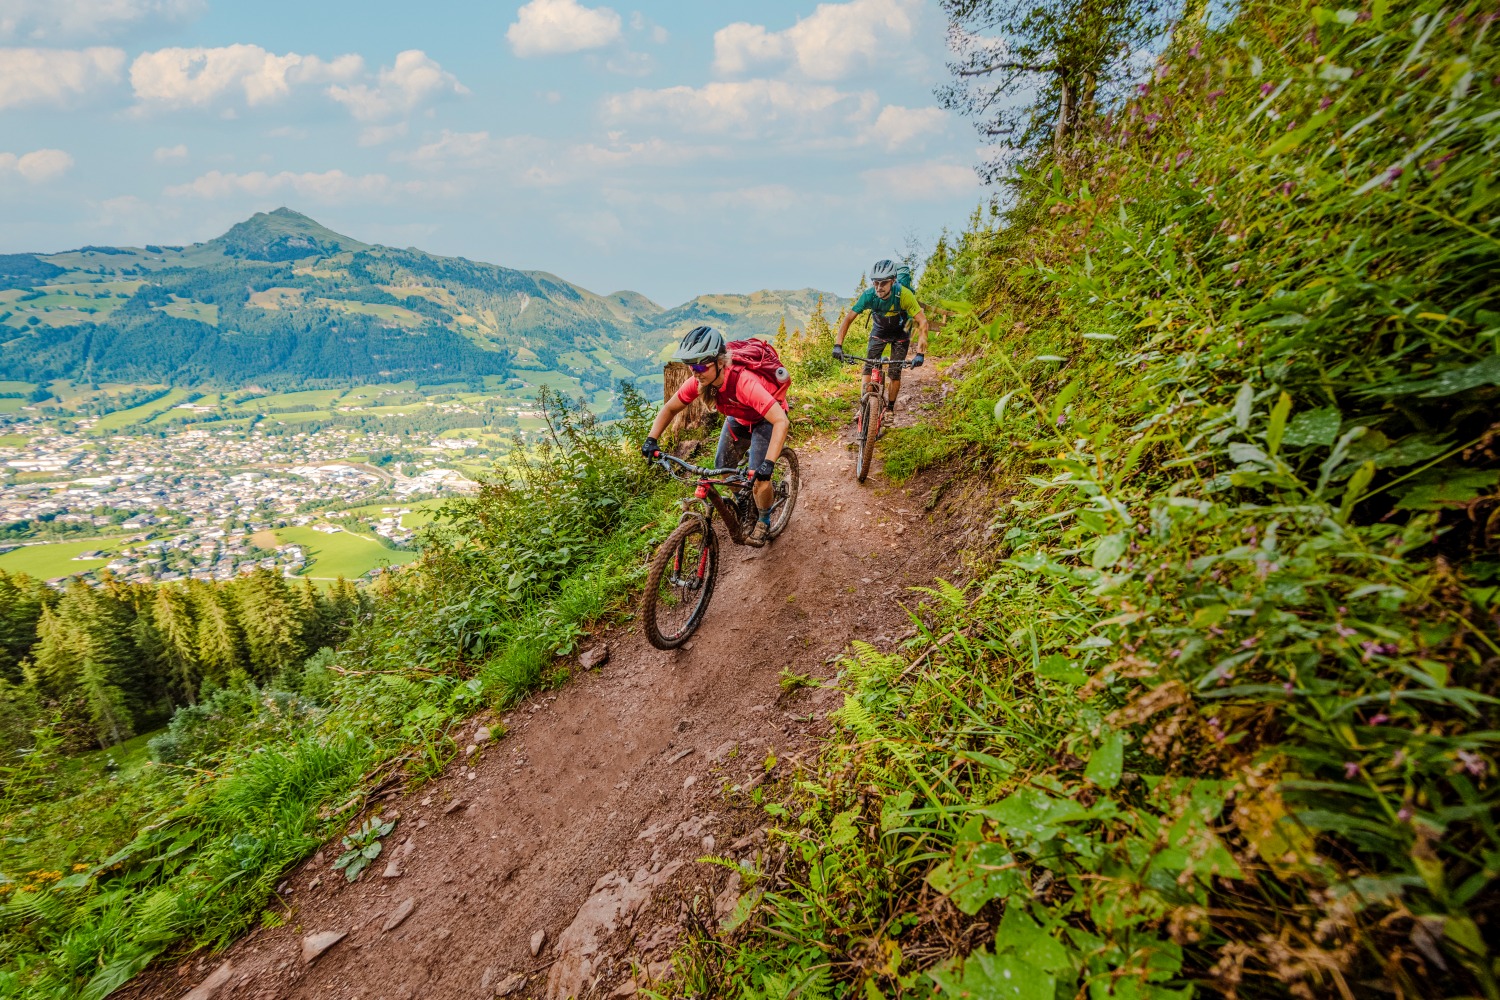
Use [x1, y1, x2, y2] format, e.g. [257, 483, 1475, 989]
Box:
[856, 393, 879, 484]
[642, 516, 719, 650]
[767, 448, 800, 539]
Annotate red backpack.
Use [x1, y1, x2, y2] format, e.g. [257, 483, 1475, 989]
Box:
[726, 339, 791, 407]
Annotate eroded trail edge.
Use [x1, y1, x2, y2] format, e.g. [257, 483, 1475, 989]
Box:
[141, 375, 960, 1000]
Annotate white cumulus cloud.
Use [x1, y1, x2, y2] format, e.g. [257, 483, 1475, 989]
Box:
[714, 0, 919, 80]
[327, 50, 466, 121]
[0, 147, 75, 181]
[507, 0, 622, 57]
[865, 105, 947, 150]
[130, 44, 363, 109]
[860, 160, 977, 199]
[0, 0, 202, 42]
[164, 168, 416, 203]
[604, 79, 877, 137]
[0, 46, 125, 109]
[152, 143, 187, 162]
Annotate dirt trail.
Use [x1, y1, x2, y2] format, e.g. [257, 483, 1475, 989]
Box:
[142, 370, 958, 1000]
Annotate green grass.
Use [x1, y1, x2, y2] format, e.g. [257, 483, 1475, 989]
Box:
[0, 381, 36, 394]
[0, 434, 29, 447]
[91, 389, 189, 432]
[154, 300, 218, 325]
[275, 526, 417, 580]
[0, 540, 115, 579]
[0, 399, 23, 414]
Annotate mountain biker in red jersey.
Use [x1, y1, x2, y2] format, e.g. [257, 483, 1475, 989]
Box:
[642, 325, 791, 544]
[832, 258, 929, 425]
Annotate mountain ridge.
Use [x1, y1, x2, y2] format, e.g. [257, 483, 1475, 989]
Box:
[0, 209, 847, 390]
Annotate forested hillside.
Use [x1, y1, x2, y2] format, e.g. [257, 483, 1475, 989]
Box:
[670, 0, 1500, 996]
[0, 209, 845, 389]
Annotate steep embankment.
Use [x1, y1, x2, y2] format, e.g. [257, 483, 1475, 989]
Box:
[132, 370, 957, 1000]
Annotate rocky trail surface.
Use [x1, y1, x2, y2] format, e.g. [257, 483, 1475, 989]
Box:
[136, 370, 962, 1000]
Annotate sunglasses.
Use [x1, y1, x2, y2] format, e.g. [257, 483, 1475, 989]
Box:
[689, 361, 715, 373]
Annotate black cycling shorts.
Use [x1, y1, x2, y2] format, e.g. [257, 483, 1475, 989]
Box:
[864, 336, 910, 378]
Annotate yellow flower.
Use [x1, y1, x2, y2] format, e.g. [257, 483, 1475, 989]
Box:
[72, 864, 90, 872]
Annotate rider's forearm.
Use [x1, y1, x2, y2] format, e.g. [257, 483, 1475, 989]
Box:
[766, 409, 790, 461]
[648, 398, 685, 439]
[916, 314, 930, 354]
[834, 314, 853, 346]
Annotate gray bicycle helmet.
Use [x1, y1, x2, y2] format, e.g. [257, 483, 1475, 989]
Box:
[870, 259, 899, 282]
[672, 325, 726, 363]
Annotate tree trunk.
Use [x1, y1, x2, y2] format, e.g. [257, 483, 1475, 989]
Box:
[1053, 75, 1074, 155]
[661, 363, 715, 441]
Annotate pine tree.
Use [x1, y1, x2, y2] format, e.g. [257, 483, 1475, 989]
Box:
[79, 658, 133, 747]
[233, 569, 307, 681]
[0, 570, 55, 684]
[152, 586, 201, 705]
[191, 581, 243, 688]
[774, 317, 788, 354]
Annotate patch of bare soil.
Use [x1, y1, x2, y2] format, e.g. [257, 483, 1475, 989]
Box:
[133, 369, 962, 1000]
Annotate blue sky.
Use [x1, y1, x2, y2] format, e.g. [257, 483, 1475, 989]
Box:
[0, 0, 988, 304]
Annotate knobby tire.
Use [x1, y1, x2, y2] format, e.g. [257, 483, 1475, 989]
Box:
[767, 448, 800, 538]
[642, 516, 718, 650]
[857, 392, 879, 484]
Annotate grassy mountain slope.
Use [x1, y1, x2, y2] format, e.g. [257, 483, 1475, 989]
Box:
[0, 210, 840, 389]
[667, 0, 1500, 997]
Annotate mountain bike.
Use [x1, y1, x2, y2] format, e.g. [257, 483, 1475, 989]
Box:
[842, 356, 917, 483]
[641, 449, 799, 650]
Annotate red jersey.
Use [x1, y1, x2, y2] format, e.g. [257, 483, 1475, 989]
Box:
[675, 360, 781, 425]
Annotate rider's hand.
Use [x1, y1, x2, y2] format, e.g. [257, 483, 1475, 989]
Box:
[641, 437, 659, 461]
[754, 458, 776, 482]
[911, 353, 925, 369]
[831, 344, 844, 361]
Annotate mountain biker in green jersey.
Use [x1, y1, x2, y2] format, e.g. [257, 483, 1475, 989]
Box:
[642, 326, 791, 544]
[832, 259, 929, 423]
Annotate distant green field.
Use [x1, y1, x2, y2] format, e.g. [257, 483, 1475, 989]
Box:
[0, 434, 28, 447]
[235, 388, 347, 411]
[92, 388, 191, 431]
[0, 399, 23, 414]
[0, 540, 115, 580]
[275, 525, 417, 580]
[0, 381, 35, 393]
[156, 300, 218, 325]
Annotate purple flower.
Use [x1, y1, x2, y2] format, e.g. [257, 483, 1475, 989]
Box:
[1457, 750, 1488, 777]
[1335, 624, 1357, 638]
[1283, 681, 1295, 693]
[1145, 112, 1161, 123]
[1055, 413, 1067, 428]
[1368, 713, 1389, 726]
[1380, 165, 1403, 189]
[1338, 606, 1348, 615]
[1319, 96, 1333, 110]
[1397, 805, 1413, 821]
[1260, 82, 1275, 96]
[1206, 88, 1226, 105]
[1176, 149, 1192, 167]
[1188, 43, 1201, 59]
[1356, 9, 1372, 20]
[1240, 636, 1258, 649]
[1137, 82, 1151, 96]
[1344, 761, 1360, 779]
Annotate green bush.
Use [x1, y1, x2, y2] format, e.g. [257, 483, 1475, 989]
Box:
[692, 0, 1500, 996]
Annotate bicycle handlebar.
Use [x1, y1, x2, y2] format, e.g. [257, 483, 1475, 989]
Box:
[653, 452, 747, 482]
[839, 355, 918, 367]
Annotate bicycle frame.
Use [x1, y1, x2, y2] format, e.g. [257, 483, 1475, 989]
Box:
[654, 454, 757, 545]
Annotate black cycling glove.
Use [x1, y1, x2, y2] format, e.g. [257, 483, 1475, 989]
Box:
[641, 437, 659, 460]
[911, 353, 925, 369]
[831, 344, 844, 361]
[754, 458, 776, 481]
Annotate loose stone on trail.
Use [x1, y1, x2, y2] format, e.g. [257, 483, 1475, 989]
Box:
[381, 860, 402, 878]
[301, 930, 346, 965]
[178, 961, 233, 1000]
[381, 898, 416, 932]
[529, 929, 547, 956]
[580, 645, 609, 669]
